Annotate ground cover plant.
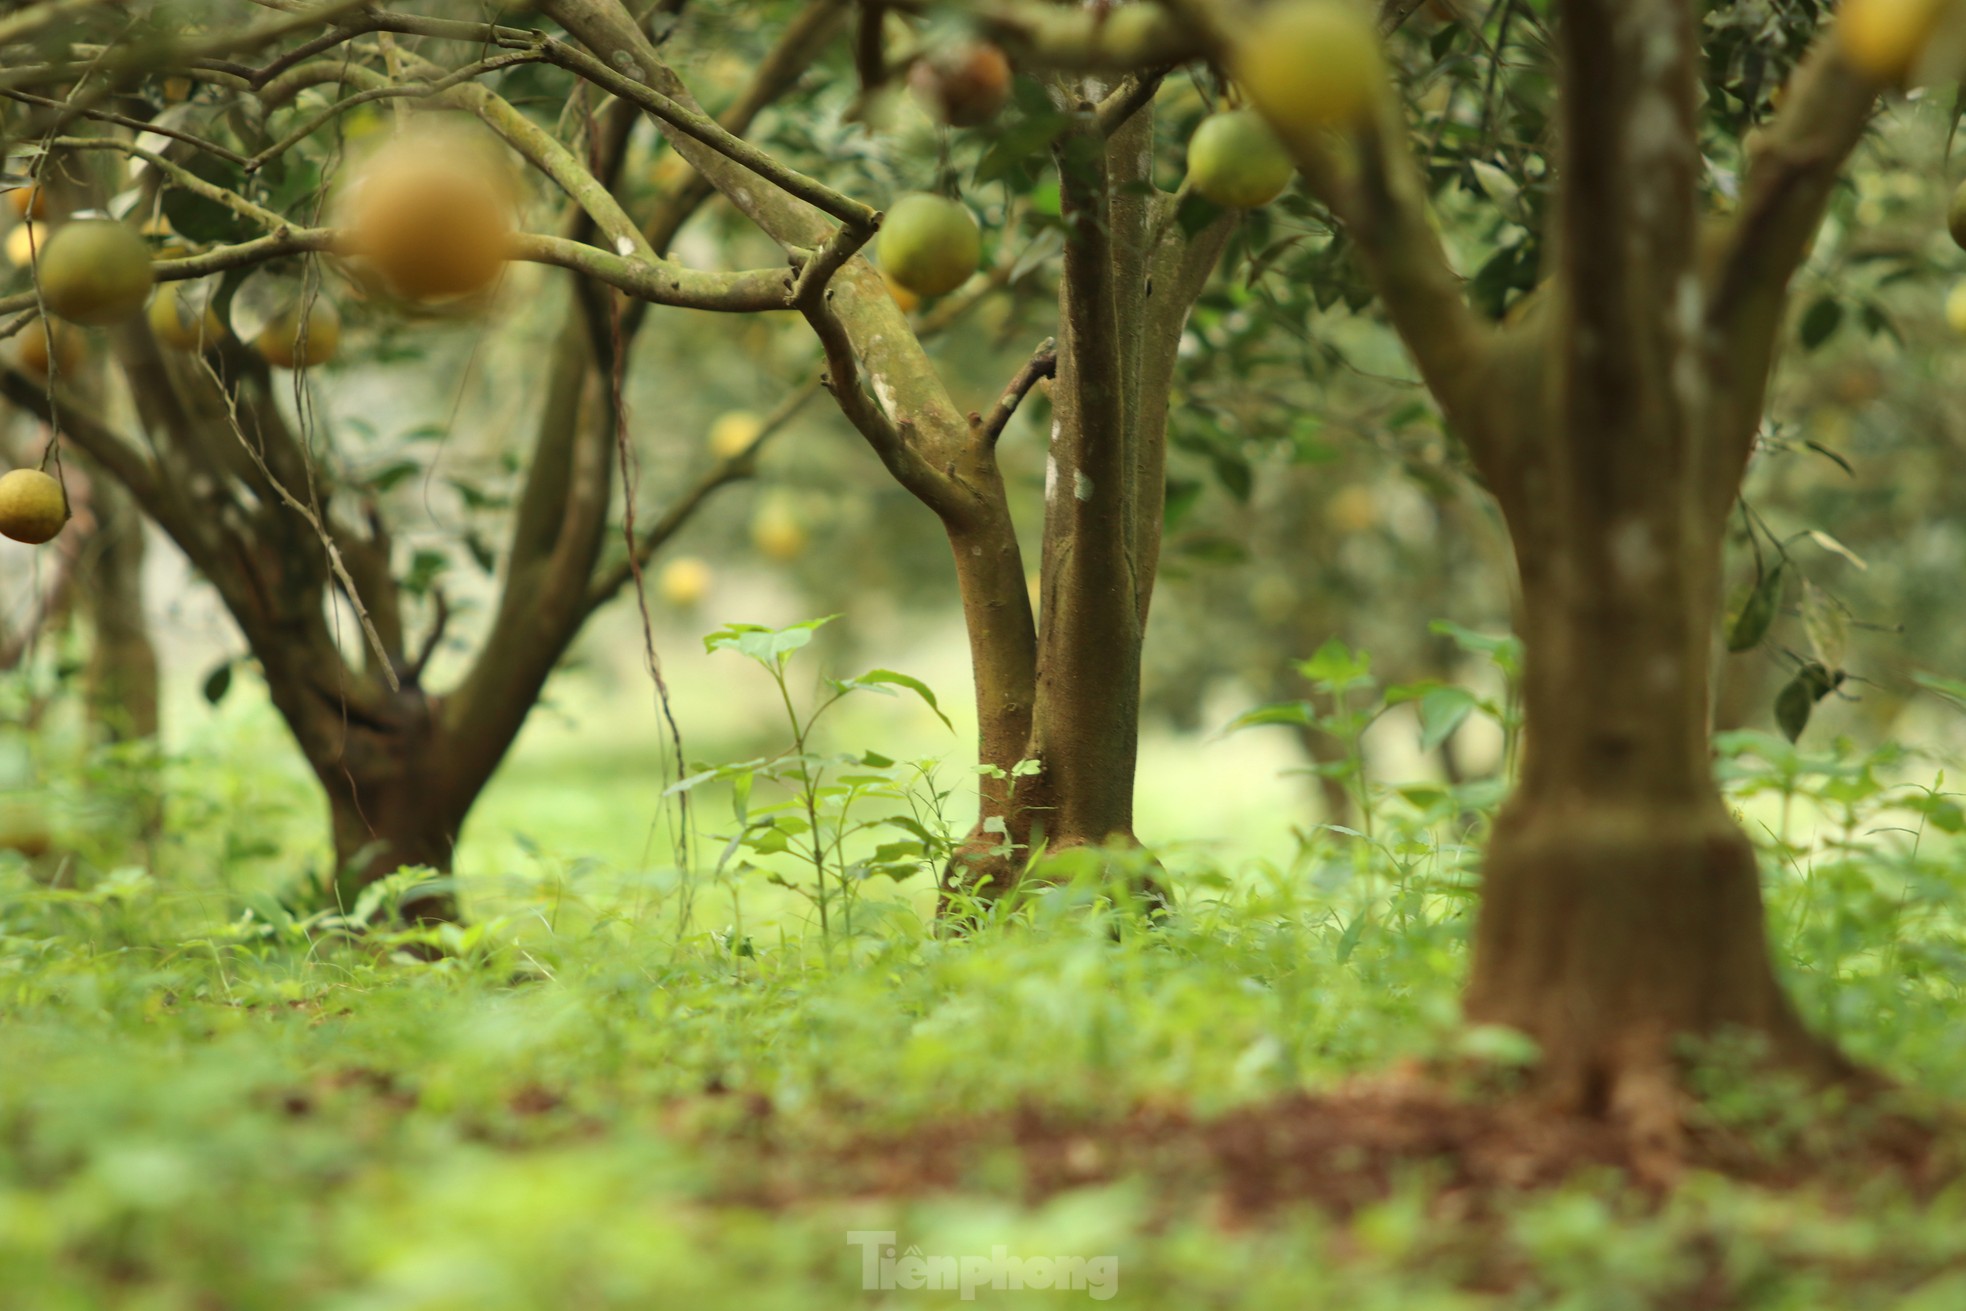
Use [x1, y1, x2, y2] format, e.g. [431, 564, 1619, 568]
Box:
[5, 0, 1966, 1306]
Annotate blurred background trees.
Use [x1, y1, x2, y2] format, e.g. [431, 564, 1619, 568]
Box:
[0, 0, 1962, 938]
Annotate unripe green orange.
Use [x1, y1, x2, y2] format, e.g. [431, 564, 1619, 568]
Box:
[1235, 2, 1386, 138]
[1186, 109, 1296, 208]
[0, 468, 69, 545]
[254, 297, 341, 369]
[35, 220, 155, 325]
[1949, 178, 1966, 251]
[148, 282, 224, 352]
[877, 193, 981, 298]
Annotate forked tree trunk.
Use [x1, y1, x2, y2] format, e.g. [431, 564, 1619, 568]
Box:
[1464, 504, 1845, 1111]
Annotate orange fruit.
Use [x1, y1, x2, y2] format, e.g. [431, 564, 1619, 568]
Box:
[343, 130, 516, 301]
[909, 41, 1013, 127]
[877, 194, 981, 298]
[0, 468, 69, 545]
[13, 317, 84, 378]
[35, 220, 155, 326]
[254, 297, 341, 369]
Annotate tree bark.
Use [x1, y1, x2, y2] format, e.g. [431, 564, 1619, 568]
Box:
[1464, 521, 1845, 1114]
[939, 493, 1039, 902]
[80, 477, 159, 743]
[325, 738, 464, 924]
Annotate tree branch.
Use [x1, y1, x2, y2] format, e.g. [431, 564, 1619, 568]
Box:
[973, 338, 1057, 447]
[512, 233, 793, 311]
[531, 34, 878, 232]
[1705, 33, 1882, 504]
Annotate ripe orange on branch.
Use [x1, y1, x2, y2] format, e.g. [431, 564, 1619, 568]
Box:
[1234, 1, 1387, 139]
[254, 297, 342, 369]
[13, 318, 84, 379]
[7, 184, 49, 220]
[1838, 0, 1953, 83]
[909, 41, 1013, 127]
[341, 127, 516, 302]
[148, 282, 225, 352]
[0, 468, 69, 545]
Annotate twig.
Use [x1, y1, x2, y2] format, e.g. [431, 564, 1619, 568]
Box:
[974, 337, 1057, 447]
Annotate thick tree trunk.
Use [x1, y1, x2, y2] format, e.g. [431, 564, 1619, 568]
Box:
[1465, 520, 1846, 1114]
[1024, 115, 1148, 855]
[320, 721, 465, 923]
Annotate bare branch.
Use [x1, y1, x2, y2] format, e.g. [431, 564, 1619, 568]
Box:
[0, 88, 252, 165]
[973, 337, 1057, 447]
[403, 587, 449, 687]
[638, 0, 849, 286]
[0, 366, 160, 510]
[513, 233, 793, 311]
[190, 353, 402, 691]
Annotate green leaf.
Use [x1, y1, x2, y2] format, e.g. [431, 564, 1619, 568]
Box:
[1913, 670, 1966, 714]
[841, 669, 952, 730]
[1774, 673, 1815, 744]
[1163, 477, 1203, 531]
[1226, 701, 1314, 733]
[1211, 452, 1253, 501]
[1298, 639, 1372, 691]
[1726, 561, 1783, 652]
[1428, 620, 1523, 678]
[401, 549, 448, 598]
[202, 661, 234, 705]
[1798, 296, 1841, 350]
[161, 153, 256, 244]
[365, 460, 421, 494]
[1774, 662, 1841, 743]
[973, 109, 1071, 186]
[1800, 579, 1848, 671]
[705, 615, 838, 667]
[1417, 686, 1477, 753]
[1176, 190, 1226, 238]
[1805, 529, 1867, 571]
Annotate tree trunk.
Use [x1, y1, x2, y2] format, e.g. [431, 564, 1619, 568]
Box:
[321, 719, 465, 923]
[1464, 511, 1846, 1115]
[939, 497, 1039, 905]
[81, 477, 159, 743]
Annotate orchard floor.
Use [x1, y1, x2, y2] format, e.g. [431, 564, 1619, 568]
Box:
[6, 681, 1966, 1306]
[6, 836, 1966, 1308]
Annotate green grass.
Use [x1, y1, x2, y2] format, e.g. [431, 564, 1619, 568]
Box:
[4, 684, 1966, 1308]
